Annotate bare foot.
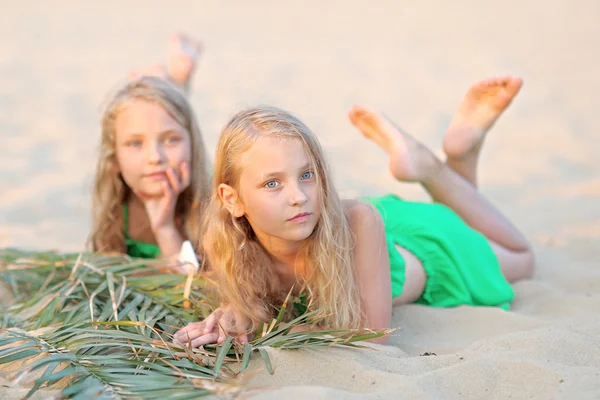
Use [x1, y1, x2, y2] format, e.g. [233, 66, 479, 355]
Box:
[443, 76, 523, 160]
[348, 105, 440, 183]
[167, 33, 202, 89]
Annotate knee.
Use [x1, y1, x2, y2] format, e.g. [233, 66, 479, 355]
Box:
[518, 248, 536, 281]
[524, 248, 535, 279]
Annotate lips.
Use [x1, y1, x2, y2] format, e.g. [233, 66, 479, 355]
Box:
[145, 171, 167, 179]
[287, 212, 311, 222]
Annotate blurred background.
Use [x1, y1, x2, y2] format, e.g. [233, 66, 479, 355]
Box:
[0, 0, 598, 252]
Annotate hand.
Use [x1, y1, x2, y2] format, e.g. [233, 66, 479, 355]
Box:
[173, 305, 251, 347]
[134, 162, 191, 232]
[160, 254, 196, 274]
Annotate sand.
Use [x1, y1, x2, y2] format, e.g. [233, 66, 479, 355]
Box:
[0, 0, 599, 398]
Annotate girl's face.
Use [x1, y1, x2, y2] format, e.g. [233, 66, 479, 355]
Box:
[114, 99, 192, 197]
[231, 136, 322, 246]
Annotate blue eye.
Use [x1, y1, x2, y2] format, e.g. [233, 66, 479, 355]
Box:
[165, 135, 181, 145]
[127, 140, 142, 148]
[301, 171, 314, 180]
[265, 181, 279, 189]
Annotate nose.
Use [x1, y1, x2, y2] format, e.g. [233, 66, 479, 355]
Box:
[146, 140, 165, 165]
[288, 182, 308, 207]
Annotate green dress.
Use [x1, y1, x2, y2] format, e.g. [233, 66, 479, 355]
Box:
[363, 194, 514, 310]
[123, 203, 160, 259]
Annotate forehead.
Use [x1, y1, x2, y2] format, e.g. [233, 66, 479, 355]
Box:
[115, 99, 183, 135]
[239, 136, 310, 176]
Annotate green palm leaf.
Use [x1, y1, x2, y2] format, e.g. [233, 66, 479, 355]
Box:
[1, 248, 390, 399]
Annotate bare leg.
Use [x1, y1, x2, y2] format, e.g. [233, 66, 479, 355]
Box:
[349, 105, 534, 283]
[128, 63, 169, 81]
[128, 33, 202, 94]
[392, 246, 427, 306]
[166, 33, 202, 92]
[443, 76, 523, 187]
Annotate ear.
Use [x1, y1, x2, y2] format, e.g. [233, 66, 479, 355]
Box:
[218, 183, 245, 218]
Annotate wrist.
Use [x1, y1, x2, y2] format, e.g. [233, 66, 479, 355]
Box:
[152, 221, 179, 236]
[153, 224, 184, 258]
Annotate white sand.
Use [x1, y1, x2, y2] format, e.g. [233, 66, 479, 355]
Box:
[1, 0, 599, 398]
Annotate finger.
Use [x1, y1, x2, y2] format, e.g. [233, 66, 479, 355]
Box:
[158, 182, 175, 214]
[203, 311, 221, 334]
[237, 333, 249, 344]
[202, 314, 216, 335]
[190, 332, 220, 348]
[174, 321, 206, 340]
[217, 329, 227, 344]
[166, 167, 181, 193]
[161, 179, 175, 199]
[173, 327, 205, 345]
[179, 161, 191, 191]
[174, 321, 205, 335]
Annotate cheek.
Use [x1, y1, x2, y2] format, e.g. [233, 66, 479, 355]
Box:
[307, 183, 321, 202]
[115, 150, 140, 177]
[167, 143, 192, 165]
[243, 192, 280, 224]
[180, 135, 193, 161]
[310, 185, 323, 214]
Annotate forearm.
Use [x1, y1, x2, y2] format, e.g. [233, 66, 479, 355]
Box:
[153, 224, 185, 258]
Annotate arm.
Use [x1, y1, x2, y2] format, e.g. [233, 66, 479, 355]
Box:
[137, 162, 190, 259]
[173, 305, 251, 347]
[346, 201, 392, 344]
[153, 224, 185, 258]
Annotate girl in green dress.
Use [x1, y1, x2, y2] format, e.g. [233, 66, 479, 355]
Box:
[175, 76, 535, 346]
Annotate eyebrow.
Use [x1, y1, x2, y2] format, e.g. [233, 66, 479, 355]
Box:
[258, 163, 311, 181]
[122, 129, 182, 138]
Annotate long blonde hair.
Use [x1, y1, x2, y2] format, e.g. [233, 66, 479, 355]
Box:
[89, 76, 211, 254]
[204, 106, 363, 330]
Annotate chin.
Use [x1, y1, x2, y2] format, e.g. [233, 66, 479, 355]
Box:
[286, 224, 318, 242]
[137, 184, 164, 197]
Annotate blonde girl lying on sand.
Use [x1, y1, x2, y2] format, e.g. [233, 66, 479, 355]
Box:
[174, 76, 535, 345]
[88, 34, 211, 260]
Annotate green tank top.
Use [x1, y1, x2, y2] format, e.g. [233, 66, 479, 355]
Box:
[123, 203, 161, 259]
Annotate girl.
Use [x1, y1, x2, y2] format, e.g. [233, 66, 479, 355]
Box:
[174, 76, 535, 346]
[88, 75, 211, 259]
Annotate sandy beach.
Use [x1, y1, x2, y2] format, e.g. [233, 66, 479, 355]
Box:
[1, 0, 599, 398]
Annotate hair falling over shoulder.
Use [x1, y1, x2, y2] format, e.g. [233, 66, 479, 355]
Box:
[88, 77, 211, 255]
[203, 105, 364, 331]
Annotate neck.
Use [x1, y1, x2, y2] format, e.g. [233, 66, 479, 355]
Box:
[125, 191, 156, 243]
[255, 231, 308, 276]
[127, 191, 145, 209]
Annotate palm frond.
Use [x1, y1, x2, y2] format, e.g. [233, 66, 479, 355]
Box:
[0, 249, 390, 399]
[0, 326, 232, 399]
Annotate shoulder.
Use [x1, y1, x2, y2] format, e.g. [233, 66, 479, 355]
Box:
[342, 199, 384, 234]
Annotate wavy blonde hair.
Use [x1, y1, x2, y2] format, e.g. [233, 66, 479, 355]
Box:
[204, 106, 363, 330]
[89, 76, 211, 255]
